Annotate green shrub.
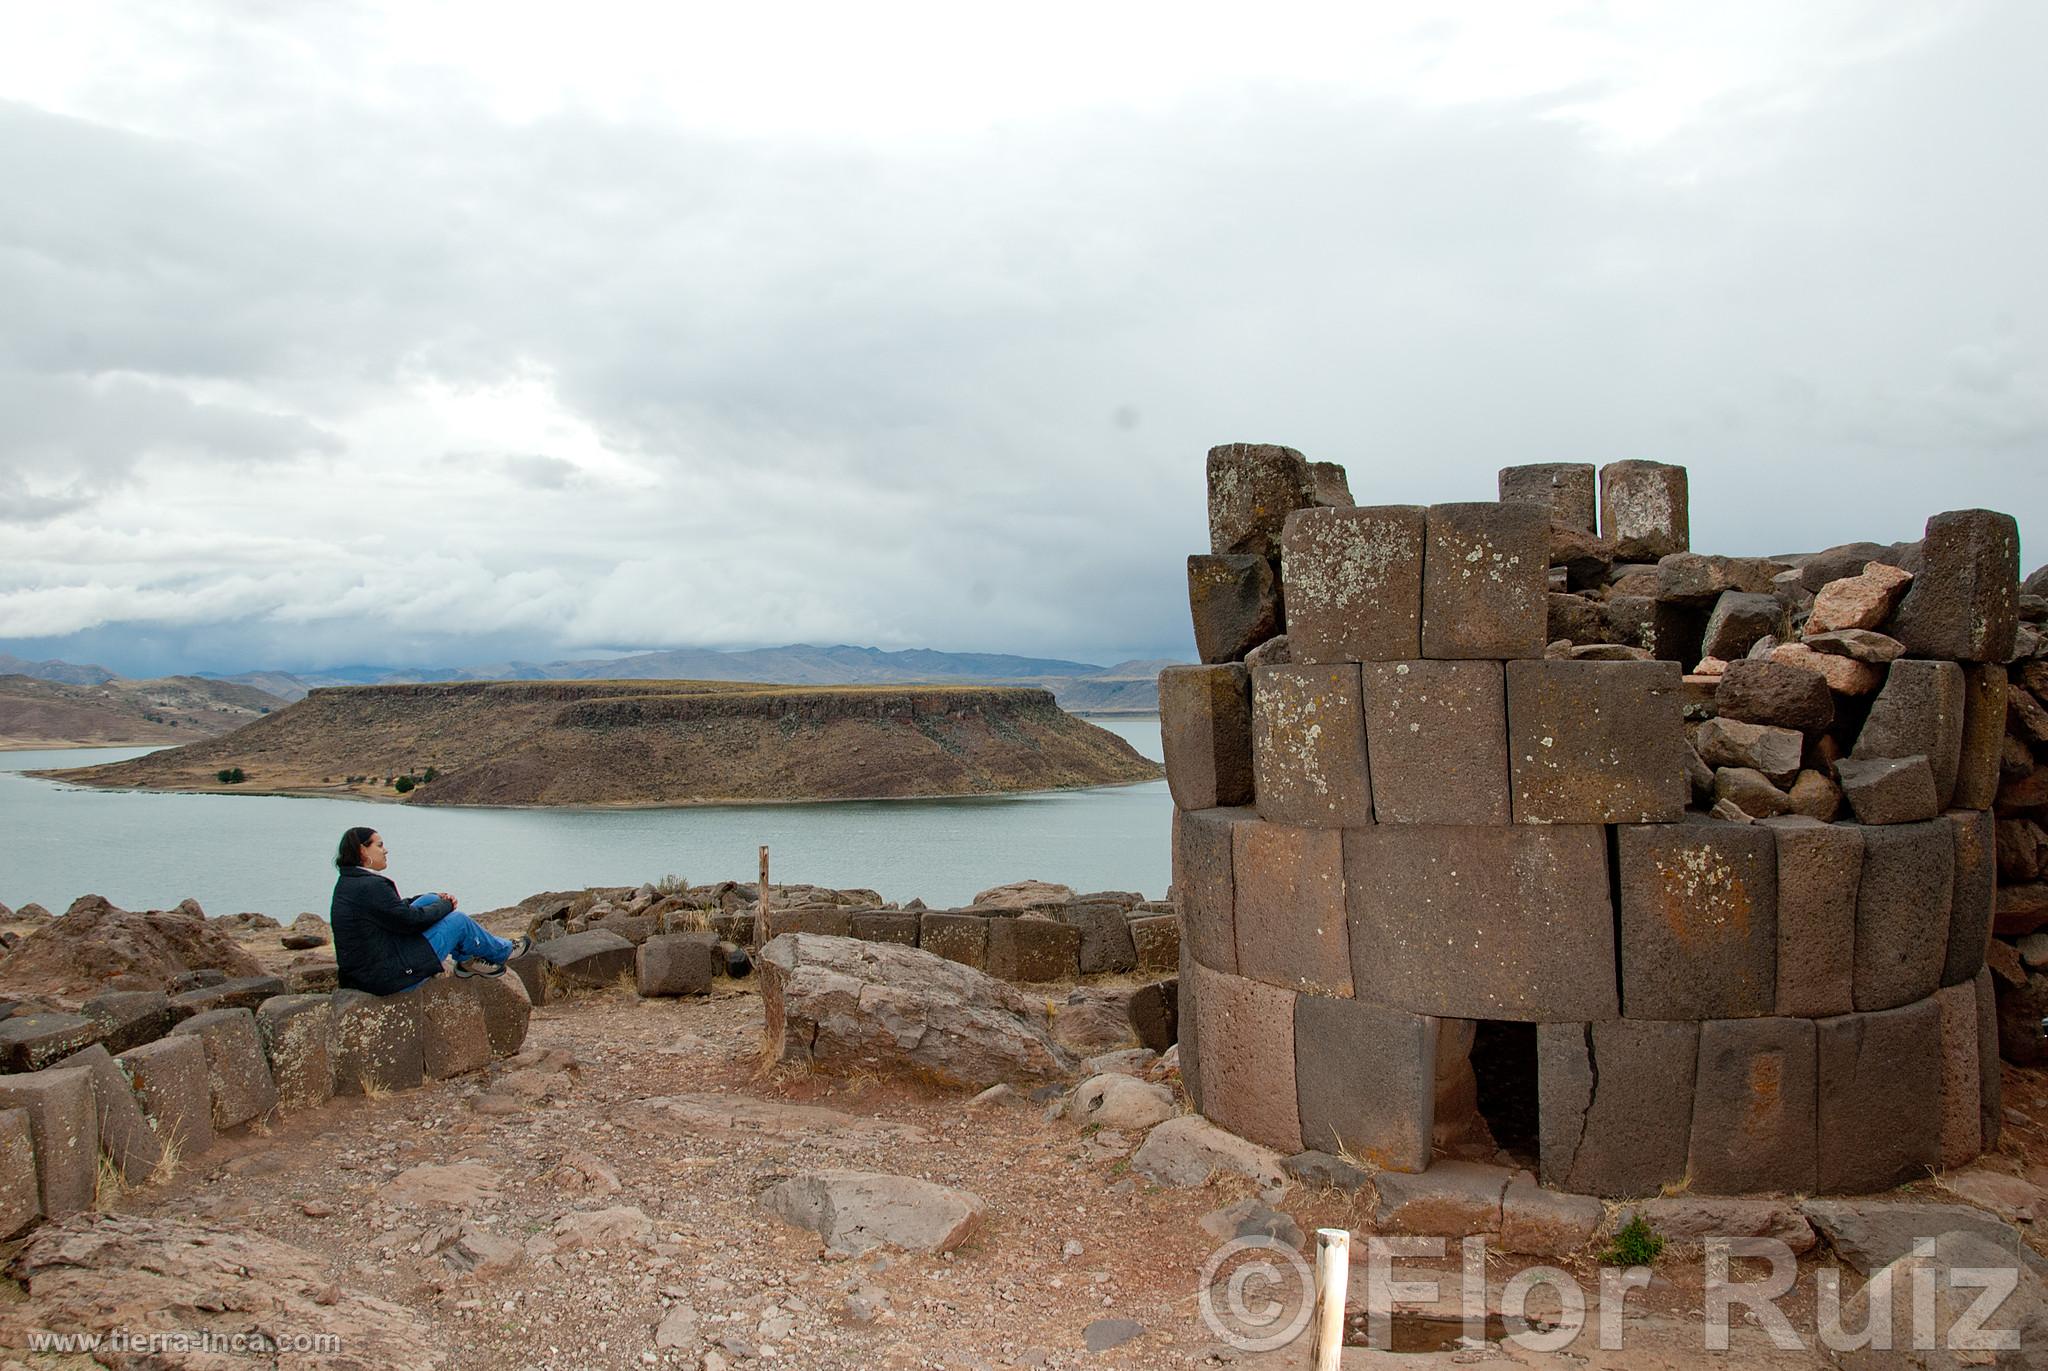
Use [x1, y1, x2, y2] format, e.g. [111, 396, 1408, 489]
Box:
[215, 767, 245, 784]
[394, 776, 416, 794]
[422, 766, 438, 783]
[1599, 1213, 1664, 1267]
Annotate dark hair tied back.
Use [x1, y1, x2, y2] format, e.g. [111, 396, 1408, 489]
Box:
[336, 826, 378, 869]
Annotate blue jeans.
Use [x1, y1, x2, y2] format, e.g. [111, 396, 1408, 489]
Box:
[412, 895, 516, 964]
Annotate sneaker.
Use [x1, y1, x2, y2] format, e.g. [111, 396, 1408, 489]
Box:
[502, 935, 533, 960]
[453, 958, 507, 978]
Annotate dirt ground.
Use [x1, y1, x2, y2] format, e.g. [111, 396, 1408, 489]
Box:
[5, 916, 2048, 1369]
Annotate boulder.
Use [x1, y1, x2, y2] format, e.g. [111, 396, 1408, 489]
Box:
[758, 1170, 985, 1256]
[414, 977, 489, 1081]
[1069, 1074, 1176, 1130]
[1801, 1199, 2041, 1277]
[637, 932, 720, 997]
[1131, 1115, 1287, 1194]
[0, 898, 262, 1000]
[970, 880, 1074, 914]
[511, 928, 634, 1004]
[758, 934, 1074, 1088]
[1712, 659, 1834, 732]
[280, 914, 331, 950]
[1807, 563, 1913, 634]
[329, 989, 425, 1096]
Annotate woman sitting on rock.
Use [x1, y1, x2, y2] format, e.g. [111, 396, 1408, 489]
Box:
[330, 826, 529, 994]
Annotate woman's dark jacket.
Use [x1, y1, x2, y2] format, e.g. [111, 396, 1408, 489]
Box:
[331, 866, 451, 995]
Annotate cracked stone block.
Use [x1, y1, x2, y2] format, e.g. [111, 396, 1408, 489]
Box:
[1188, 554, 1283, 664]
[1935, 982, 1983, 1169]
[1173, 807, 1255, 975]
[0, 1012, 102, 1074]
[1599, 460, 1689, 561]
[918, 913, 989, 970]
[1372, 1161, 1513, 1236]
[0, 1067, 96, 1218]
[1854, 818, 1954, 1011]
[1421, 502, 1549, 660]
[79, 991, 174, 1057]
[1618, 818, 1778, 1019]
[1191, 964, 1301, 1155]
[1837, 754, 1941, 826]
[1251, 664, 1371, 826]
[1500, 1179, 1604, 1256]
[169, 1007, 276, 1130]
[1688, 1017, 1817, 1195]
[1975, 967, 2002, 1152]
[328, 988, 424, 1097]
[1208, 442, 1316, 560]
[987, 918, 1082, 982]
[1061, 904, 1137, 976]
[0, 1108, 36, 1237]
[1233, 822, 1351, 996]
[1816, 999, 1941, 1194]
[1506, 660, 1687, 824]
[849, 912, 919, 947]
[1761, 817, 1861, 1018]
[1128, 915, 1180, 974]
[414, 976, 490, 1081]
[1853, 660, 1967, 809]
[1498, 462, 1597, 534]
[1361, 660, 1510, 824]
[1537, 1019, 1697, 1198]
[1294, 996, 1436, 1174]
[253, 994, 334, 1114]
[1280, 505, 1426, 662]
[117, 1034, 212, 1160]
[638, 932, 721, 996]
[1345, 825, 1617, 1021]
[51, 1043, 161, 1186]
[1887, 508, 2020, 663]
[1159, 664, 1254, 811]
[1955, 664, 2008, 810]
[464, 970, 531, 1058]
[1943, 809, 1996, 989]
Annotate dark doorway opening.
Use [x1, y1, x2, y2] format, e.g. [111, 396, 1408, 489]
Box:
[1469, 1021, 1540, 1166]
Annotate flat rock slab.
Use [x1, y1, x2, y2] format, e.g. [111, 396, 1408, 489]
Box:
[169, 1007, 277, 1130]
[1360, 660, 1510, 824]
[329, 988, 425, 1096]
[1281, 505, 1426, 662]
[1131, 1115, 1287, 1194]
[0, 1012, 102, 1074]
[167, 975, 288, 1019]
[1617, 1196, 1816, 1256]
[117, 1034, 213, 1159]
[1505, 660, 1687, 824]
[1372, 1160, 1514, 1236]
[0, 1065, 97, 1218]
[1617, 818, 1778, 1019]
[1159, 663, 1254, 811]
[385, 1161, 499, 1210]
[1801, 1199, 2044, 1277]
[758, 1170, 985, 1256]
[1499, 1178, 1603, 1257]
[79, 991, 174, 1057]
[759, 934, 1073, 1089]
[1833, 1231, 2048, 1369]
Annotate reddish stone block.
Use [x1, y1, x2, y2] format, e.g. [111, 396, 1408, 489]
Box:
[1888, 508, 2020, 663]
[1498, 462, 1596, 533]
[1538, 1019, 1697, 1198]
[1956, 664, 2008, 810]
[1421, 502, 1549, 660]
[1943, 809, 1996, 989]
[328, 988, 424, 1096]
[1935, 983, 1982, 1168]
[1173, 806, 1254, 975]
[1617, 818, 1778, 1019]
[51, 1043, 161, 1187]
[1853, 660, 1966, 809]
[253, 994, 334, 1113]
[1294, 996, 1436, 1173]
[1250, 663, 1370, 826]
[415, 976, 490, 1080]
[118, 1034, 213, 1159]
[1194, 967, 1301, 1155]
[1232, 821, 1351, 996]
[1280, 505, 1426, 663]
[1854, 818, 1953, 1011]
[170, 1007, 277, 1130]
[1760, 817, 1860, 1018]
[918, 913, 989, 970]
[1506, 660, 1688, 824]
[1188, 554, 1283, 664]
[1815, 999, 1941, 1194]
[1128, 915, 1180, 974]
[1344, 825, 1617, 1021]
[1688, 1017, 1816, 1195]
[1159, 664, 1254, 811]
[1179, 940, 1204, 1113]
[1599, 460, 1690, 561]
[1208, 442, 1316, 560]
[0, 1066, 96, 1218]
[986, 917, 1081, 983]
[1361, 661, 1510, 824]
[0, 1109, 35, 1237]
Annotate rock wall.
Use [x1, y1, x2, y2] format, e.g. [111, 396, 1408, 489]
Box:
[1166, 444, 2027, 1198]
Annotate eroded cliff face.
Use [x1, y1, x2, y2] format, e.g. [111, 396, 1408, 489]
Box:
[43, 681, 1159, 805]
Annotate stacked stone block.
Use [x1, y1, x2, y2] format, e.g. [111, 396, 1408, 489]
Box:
[1168, 446, 2019, 1198]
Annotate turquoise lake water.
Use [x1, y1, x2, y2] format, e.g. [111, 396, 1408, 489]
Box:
[0, 719, 1168, 919]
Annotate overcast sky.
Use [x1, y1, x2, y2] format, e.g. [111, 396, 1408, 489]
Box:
[0, 1, 2042, 677]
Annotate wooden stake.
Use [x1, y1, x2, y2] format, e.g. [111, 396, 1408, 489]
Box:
[1311, 1227, 1350, 1371]
[755, 845, 770, 946]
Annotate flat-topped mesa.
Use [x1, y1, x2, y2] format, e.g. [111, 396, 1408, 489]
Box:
[1167, 444, 2026, 1200]
[42, 680, 1160, 806]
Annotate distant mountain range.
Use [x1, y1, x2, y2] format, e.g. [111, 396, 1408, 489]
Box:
[1, 644, 1174, 716]
[0, 673, 285, 749]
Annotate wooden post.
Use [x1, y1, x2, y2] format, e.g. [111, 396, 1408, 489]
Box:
[1311, 1227, 1350, 1371]
[755, 845, 770, 947]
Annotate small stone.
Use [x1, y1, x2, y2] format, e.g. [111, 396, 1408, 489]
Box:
[1083, 1318, 1145, 1353]
[1807, 563, 1913, 635]
[1836, 754, 1940, 826]
[1801, 629, 1906, 664]
[1695, 717, 1803, 786]
[1770, 641, 1884, 696]
[301, 1199, 333, 1217]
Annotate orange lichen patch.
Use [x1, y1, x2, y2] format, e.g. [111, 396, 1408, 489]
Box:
[1653, 844, 1754, 949]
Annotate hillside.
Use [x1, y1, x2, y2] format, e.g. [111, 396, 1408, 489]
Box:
[0, 674, 287, 749]
[202, 644, 1173, 713]
[42, 680, 1162, 805]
